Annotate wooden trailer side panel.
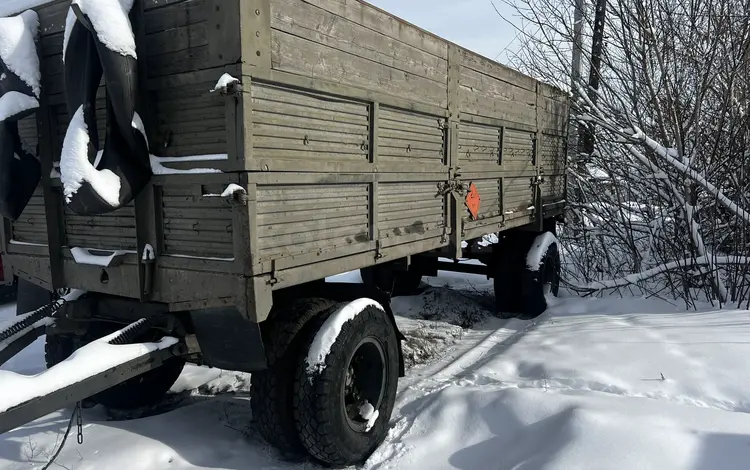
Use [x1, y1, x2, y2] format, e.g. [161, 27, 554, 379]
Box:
[251, 0, 569, 281]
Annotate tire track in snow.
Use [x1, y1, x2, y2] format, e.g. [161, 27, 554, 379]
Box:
[366, 314, 551, 469]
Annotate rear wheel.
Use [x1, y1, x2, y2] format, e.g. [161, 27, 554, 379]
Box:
[45, 320, 185, 409]
[492, 233, 534, 318]
[293, 299, 399, 467]
[492, 230, 560, 319]
[520, 234, 561, 319]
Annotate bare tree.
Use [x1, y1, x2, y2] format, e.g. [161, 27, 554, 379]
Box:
[497, 0, 750, 307]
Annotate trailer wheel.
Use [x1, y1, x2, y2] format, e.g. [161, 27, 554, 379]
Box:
[45, 323, 185, 410]
[520, 234, 561, 319]
[492, 233, 532, 318]
[251, 298, 338, 456]
[293, 299, 399, 467]
[360, 261, 422, 296]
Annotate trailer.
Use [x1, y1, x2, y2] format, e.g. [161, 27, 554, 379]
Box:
[0, 0, 569, 466]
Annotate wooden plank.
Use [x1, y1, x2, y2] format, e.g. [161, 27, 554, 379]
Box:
[296, 0, 447, 59]
[207, 0, 241, 64]
[459, 47, 537, 93]
[271, 0, 448, 84]
[270, 30, 448, 108]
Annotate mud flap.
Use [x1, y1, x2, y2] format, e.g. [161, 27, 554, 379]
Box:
[189, 307, 267, 373]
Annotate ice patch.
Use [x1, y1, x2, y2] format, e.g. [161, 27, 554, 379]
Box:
[526, 232, 558, 271]
[0, 10, 40, 97]
[64, 0, 137, 61]
[211, 73, 240, 93]
[0, 91, 38, 121]
[60, 106, 122, 206]
[306, 298, 384, 375]
[359, 401, 379, 432]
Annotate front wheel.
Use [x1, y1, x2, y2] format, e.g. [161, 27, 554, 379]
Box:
[293, 299, 399, 467]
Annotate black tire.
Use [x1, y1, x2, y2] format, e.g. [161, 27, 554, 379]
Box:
[294, 302, 399, 467]
[360, 261, 422, 296]
[45, 321, 185, 410]
[520, 237, 561, 320]
[251, 298, 338, 456]
[492, 233, 534, 318]
[15, 278, 51, 315]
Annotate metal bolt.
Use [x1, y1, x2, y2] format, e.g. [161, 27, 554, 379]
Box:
[256, 9, 261, 15]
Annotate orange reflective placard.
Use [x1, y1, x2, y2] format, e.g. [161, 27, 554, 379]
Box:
[465, 182, 481, 220]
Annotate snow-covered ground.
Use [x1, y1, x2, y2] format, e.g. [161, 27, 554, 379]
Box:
[1, 270, 750, 469]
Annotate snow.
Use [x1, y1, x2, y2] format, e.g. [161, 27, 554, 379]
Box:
[0, 91, 38, 122]
[306, 298, 384, 375]
[526, 231, 558, 271]
[64, 0, 137, 60]
[0, 1, 52, 17]
[0, 310, 54, 356]
[3, 273, 750, 470]
[8, 239, 46, 247]
[61, 8, 75, 62]
[142, 243, 155, 261]
[359, 401, 379, 432]
[60, 106, 122, 207]
[70, 247, 132, 267]
[0, 10, 40, 98]
[132, 111, 148, 148]
[150, 154, 224, 175]
[203, 184, 246, 198]
[0, 323, 177, 414]
[211, 74, 240, 93]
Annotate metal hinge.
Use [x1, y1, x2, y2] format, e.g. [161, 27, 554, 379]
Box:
[375, 240, 384, 260]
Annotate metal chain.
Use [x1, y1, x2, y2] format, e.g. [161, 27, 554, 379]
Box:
[76, 402, 83, 445]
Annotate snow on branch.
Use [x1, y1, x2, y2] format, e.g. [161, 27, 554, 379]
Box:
[626, 126, 750, 224]
[571, 255, 750, 292]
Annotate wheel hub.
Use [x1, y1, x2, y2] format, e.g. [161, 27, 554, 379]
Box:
[342, 338, 386, 433]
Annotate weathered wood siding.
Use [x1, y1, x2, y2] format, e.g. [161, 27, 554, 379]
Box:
[3, 0, 568, 316]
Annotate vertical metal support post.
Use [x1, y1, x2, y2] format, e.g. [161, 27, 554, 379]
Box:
[447, 44, 462, 259]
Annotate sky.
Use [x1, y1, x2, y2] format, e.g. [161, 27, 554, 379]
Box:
[367, 0, 522, 64]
